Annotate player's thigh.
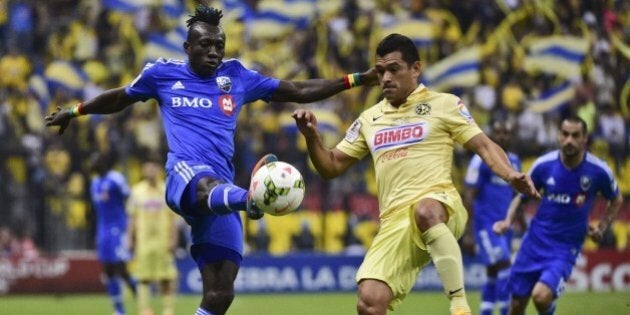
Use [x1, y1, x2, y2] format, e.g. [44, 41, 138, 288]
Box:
[356, 205, 431, 310]
[199, 259, 240, 291]
[538, 260, 572, 299]
[509, 269, 540, 299]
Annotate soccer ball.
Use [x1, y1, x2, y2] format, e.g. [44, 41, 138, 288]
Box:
[249, 161, 305, 216]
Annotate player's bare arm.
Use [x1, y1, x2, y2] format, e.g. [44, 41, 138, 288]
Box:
[45, 87, 138, 134]
[464, 133, 540, 199]
[292, 109, 358, 179]
[271, 68, 377, 103]
[588, 193, 623, 242]
[493, 194, 523, 235]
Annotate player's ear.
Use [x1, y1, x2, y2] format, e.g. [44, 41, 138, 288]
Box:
[183, 41, 190, 53]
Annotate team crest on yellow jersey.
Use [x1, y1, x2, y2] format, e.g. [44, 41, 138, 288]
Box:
[415, 103, 431, 116]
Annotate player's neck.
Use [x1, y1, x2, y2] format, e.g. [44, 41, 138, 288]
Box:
[560, 153, 584, 169]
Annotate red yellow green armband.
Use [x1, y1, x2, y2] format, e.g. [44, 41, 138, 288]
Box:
[343, 72, 362, 89]
[68, 102, 86, 117]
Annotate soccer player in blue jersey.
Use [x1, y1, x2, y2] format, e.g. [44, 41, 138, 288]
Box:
[493, 116, 623, 315]
[45, 5, 376, 315]
[89, 151, 137, 315]
[464, 120, 521, 315]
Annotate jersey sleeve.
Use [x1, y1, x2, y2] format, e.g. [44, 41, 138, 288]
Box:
[238, 63, 280, 103]
[443, 97, 482, 145]
[125, 61, 160, 101]
[336, 117, 369, 160]
[464, 155, 483, 187]
[596, 163, 620, 200]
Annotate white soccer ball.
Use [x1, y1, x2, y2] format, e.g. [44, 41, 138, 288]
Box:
[249, 161, 305, 216]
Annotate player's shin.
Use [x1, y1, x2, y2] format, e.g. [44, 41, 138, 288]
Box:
[480, 276, 496, 315]
[207, 183, 248, 214]
[421, 223, 471, 315]
[138, 282, 151, 315]
[496, 268, 511, 315]
[105, 276, 125, 315]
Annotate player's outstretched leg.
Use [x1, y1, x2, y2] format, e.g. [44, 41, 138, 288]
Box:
[246, 153, 278, 220]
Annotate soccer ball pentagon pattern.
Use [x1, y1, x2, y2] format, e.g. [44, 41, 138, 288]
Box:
[250, 161, 305, 216]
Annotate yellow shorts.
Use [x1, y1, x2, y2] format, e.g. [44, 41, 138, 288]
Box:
[355, 190, 468, 310]
[133, 249, 178, 281]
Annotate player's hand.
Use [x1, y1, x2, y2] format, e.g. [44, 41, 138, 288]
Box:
[292, 109, 319, 138]
[508, 173, 541, 200]
[360, 68, 378, 87]
[44, 106, 73, 135]
[587, 224, 604, 243]
[493, 220, 510, 235]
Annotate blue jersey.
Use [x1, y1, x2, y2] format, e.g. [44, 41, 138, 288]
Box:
[465, 152, 521, 226]
[125, 58, 280, 182]
[522, 150, 619, 258]
[90, 170, 130, 242]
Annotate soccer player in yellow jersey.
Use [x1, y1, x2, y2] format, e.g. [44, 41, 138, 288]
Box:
[127, 159, 179, 315]
[293, 34, 540, 315]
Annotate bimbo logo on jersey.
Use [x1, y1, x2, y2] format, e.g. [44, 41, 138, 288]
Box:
[373, 122, 426, 152]
[171, 97, 213, 108]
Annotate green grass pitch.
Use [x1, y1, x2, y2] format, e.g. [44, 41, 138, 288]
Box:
[1, 291, 628, 314]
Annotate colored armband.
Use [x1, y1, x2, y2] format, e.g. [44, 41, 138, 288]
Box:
[68, 102, 86, 117]
[344, 72, 362, 89]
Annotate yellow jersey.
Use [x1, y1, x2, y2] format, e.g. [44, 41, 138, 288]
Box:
[337, 84, 482, 217]
[127, 180, 177, 256]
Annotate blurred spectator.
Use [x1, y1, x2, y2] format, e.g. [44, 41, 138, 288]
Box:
[0, 226, 13, 258]
[291, 219, 316, 252]
[597, 104, 626, 175]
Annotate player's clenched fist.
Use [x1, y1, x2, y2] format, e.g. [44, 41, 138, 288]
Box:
[292, 109, 319, 138]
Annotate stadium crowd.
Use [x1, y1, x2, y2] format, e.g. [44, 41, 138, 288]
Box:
[0, 0, 628, 257]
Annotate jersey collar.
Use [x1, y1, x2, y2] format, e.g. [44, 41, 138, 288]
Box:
[380, 84, 428, 112]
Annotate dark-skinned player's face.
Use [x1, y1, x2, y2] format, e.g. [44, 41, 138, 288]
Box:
[184, 23, 225, 77]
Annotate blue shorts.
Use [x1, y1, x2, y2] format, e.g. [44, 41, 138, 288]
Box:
[474, 225, 511, 265]
[509, 246, 573, 299]
[164, 160, 244, 256]
[97, 227, 131, 263]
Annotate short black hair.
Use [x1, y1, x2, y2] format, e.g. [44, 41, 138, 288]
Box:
[186, 5, 223, 28]
[561, 115, 588, 134]
[376, 33, 420, 66]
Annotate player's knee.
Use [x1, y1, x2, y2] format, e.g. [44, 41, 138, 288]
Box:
[357, 295, 387, 315]
[531, 289, 553, 311]
[357, 281, 391, 315]
[413, 202, 448, 231]
[195, 177, 222, 208]
[202, 287, 235, 308]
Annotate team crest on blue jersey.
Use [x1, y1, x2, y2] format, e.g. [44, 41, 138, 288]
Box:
[580, 175, 592, 191]
[415, 103, 431, 116]
[216, 76, 232, 93]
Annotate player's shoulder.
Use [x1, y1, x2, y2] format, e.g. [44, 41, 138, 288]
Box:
[107, 170, 128, 185]
[219, 58, 249, 71]
[531, 150, 559, 170]
[584, 152, 615, 176]
[144, 58, 186, 70]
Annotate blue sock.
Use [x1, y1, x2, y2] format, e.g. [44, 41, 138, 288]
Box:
[207, 183, 248, 214]
[539, 300, 556, 315]
[496, 268, 511, 315]
[195, 307, 214, 315]
[105, 277, 124, 314]
[480, 276, 496, 315]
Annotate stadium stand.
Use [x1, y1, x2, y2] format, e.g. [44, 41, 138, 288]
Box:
[0, 0, 628, 257]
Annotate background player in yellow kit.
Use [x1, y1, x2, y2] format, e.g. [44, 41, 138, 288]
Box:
[127, 158, 179, 315]
[293, 34, 539, 315]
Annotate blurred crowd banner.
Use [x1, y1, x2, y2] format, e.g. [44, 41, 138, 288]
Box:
[1, 251, 629, 295]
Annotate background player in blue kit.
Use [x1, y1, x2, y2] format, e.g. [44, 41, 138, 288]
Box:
[464, 120, 521, 315]
[493, 116, 623, 315]
[89, 151, 137, 315]
[45, 5, 376, 315]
